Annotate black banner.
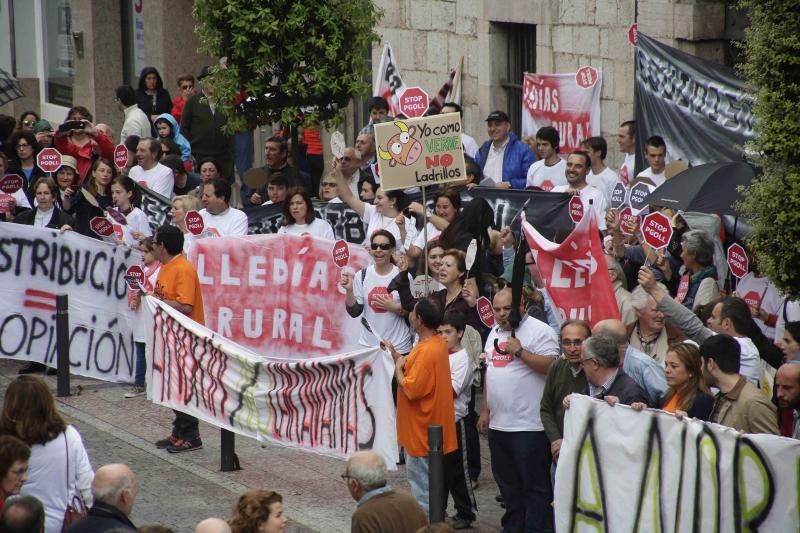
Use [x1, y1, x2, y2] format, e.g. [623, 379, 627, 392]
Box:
[139, 186, 573, 244]
[634, 33, 755, 175]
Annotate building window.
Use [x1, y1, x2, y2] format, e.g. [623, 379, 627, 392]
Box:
[498, 23, 536, 138]
[43, 0, 74, 107]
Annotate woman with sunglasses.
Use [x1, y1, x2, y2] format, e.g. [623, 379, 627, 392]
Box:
[342, 230, 413, 356]
[318, 172, 342, 202]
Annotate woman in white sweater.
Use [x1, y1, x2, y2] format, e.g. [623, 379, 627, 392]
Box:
[0, 376, 94, 532]
[277, 187, 334, 241]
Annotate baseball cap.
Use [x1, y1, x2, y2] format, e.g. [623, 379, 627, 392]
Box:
[33, 120, 53, 134]
[485, 110, 510, 122]
[59, 155, 77, 172]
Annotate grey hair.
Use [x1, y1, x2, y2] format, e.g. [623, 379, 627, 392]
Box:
[681, 230, 715, 267]
[583, 334, 620, 368]
[630, 283, 667, 312]
[92, 472, 135, 506]
[605, 254, 626, 289]
[348, 456, 387, 491]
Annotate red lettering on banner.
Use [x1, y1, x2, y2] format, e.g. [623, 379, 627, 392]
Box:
[189, 234, 370, 357]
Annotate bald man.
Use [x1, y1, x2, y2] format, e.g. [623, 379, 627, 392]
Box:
[66, 463, 137, 532]
[195, 517, 232, 533]
[593, 319, 666, 406]
[344, 451, 427, 533]
[776, 363, 800, 439]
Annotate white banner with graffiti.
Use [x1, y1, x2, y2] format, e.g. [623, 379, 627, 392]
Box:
[0, 223, 141, 382]
[555, 395, 799, 531]
[143, 296, 398, 468]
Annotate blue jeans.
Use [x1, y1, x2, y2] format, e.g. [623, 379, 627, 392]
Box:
[488, 429, 553, 533]
[406, 453, 429, 514]
[134, 341, 146, 387]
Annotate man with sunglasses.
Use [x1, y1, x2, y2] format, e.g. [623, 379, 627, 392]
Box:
[337, 146, 367, 198]
[150, 224, 206, 453]
[540, 320, 591, 465]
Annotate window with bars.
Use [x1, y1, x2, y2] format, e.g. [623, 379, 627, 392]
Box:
[497, 22, 536, 138]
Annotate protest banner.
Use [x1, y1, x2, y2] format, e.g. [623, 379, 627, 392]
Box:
[521, 70, 602, 154]
[634, 33, 755, 174]
[374, 113, 466, 191]
[555, 395, 800, 532]
[143, 295, 398, 468]
[187, 233, 371, 357]
[373, 42, 406, 118]
[522, 213, 620, 325]
[0, 223, 141, 381]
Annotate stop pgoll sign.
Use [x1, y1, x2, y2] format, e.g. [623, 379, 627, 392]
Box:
[399, 87, 429, 119]
[641, 211, 673, 250]
[727, 243, 749, 279]
[37, 147, 62, 173]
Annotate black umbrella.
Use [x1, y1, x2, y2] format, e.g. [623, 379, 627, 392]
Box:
[639, 162, 755, 216]
[0, 68, 23, 106]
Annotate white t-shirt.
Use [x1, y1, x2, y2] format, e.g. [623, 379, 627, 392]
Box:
[449, 348, 473, 420]
[736, 336, 762, 386]
[636, 167, 666, 187]
[462, 133, 479, 159]
[484, 316, 560, 431]
[114, 207, 153, 246]
[619, 152, 635, 186]
[737, 273, 783, 341]
[353, 265, 413, 353]
[482, 138, 509, 183]
[552, 183, 608, 231]
[411, 222, 442, 251]
[587, 167, 618, 204]
[526, 158, 567, 191]
[129, 163, 174, 199]
[278, 217, 335, 241]
[21, 425, 94, 533]
[362, 202, 414, 252]
[199, 207, 249, 236]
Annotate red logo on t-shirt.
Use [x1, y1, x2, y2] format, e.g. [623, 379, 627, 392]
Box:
[491, 341, 513, 368]
[743, 291, 761, 310]
[367, 286, 391, 313]
[540, 180, 554, 192]
[620, 165, 629, 186]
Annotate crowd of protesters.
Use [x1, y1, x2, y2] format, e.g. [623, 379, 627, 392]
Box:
[2, 63, 800, 533]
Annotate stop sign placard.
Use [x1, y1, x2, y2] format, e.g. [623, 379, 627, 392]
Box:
[332, 239, 350, 268]
[125, 265, 145, 289]
[610, 181, 628, 210]
[575, 66, 599, 89]
[629, 181, 654, 214]
[0, 174, 24, 194]
[619, 207, 637, 235]
[399, 87, 429, 119]
[184, 210, 205, 236]
[628, 23, 638, 46]
[727, 243, 749, 279]
[36, 147, 62, 173]
[114, 144, 130, 169]
[90, 216, 114, 238]
[105, 207, 128, 225]
[568, 195, 584, 223]
[641, 211, 673, 250]
[476, 296, 495, 328]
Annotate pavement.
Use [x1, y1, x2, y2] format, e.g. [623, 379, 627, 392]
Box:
[0, 360, 505, 532]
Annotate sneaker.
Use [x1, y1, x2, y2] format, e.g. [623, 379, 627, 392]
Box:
[446, 516, 473, 530]
[124, 386, 146, 399]
[155, 436, 178, 449]
[166, 438, 203, 453]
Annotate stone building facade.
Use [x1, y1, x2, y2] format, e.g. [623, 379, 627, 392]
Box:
[372, 0, 742, 167]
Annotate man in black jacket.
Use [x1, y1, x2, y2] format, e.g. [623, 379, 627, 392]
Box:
[564, 334, 650, 408]
[66, 464, 137, 532]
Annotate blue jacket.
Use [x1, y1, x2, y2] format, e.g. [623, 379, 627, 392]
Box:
[154, 113, 192, 163]
[474, 132, 536, 189]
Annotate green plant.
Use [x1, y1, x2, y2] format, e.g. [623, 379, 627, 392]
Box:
[192, 0, 383, 132]
[737, 0, 800, 298]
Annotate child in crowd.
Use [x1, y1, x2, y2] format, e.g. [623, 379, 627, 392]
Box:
[110, 175, 152, 246]
[125, 237, 161, 398]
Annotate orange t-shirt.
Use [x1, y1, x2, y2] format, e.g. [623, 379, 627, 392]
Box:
[396, 335, 457, 457]
[154, 254, 205, 325]
[662, 393, 680, 413]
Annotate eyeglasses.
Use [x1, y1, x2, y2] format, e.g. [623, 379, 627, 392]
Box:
[370, 243, 392, 251]
[16, 143, 31, 149]
[562, 339, 584, 347]
[180, 84, 193, 90]
[22, 120, 35, 126]
[321, 182, 337, 187]
[340, 156, 353, 162]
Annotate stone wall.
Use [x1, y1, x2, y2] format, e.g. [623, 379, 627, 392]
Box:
[373, 0, 730, 168]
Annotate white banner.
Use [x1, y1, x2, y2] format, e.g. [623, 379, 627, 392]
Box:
[0, 223, 142, 382]
[555, 395, 800, 531]
[143, 296, 399, 468]
[373, 42, 407, 118]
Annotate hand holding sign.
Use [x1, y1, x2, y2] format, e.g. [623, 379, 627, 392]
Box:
[332, 240, 350, 268]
